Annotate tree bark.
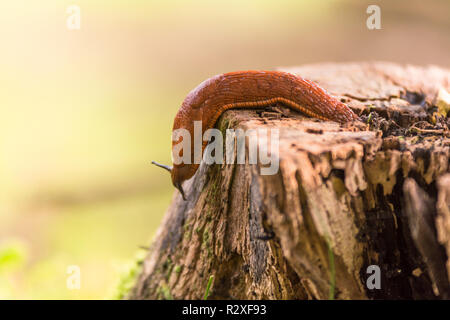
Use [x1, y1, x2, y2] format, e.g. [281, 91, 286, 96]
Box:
[127, 62, 450, 300]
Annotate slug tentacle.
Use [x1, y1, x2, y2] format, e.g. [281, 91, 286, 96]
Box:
[151, 161, 186, 200]
[164, 70, 358, 200]
[151, 161, 173, 172]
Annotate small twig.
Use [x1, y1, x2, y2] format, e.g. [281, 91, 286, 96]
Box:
[409, 126, 449, 136]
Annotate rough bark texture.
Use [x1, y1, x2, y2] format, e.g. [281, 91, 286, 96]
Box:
[128, 62, 450, 300]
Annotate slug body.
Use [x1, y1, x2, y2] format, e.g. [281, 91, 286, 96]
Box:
[169, 70, 358, 197]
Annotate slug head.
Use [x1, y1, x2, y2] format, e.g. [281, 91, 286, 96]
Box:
[152, 161, 197, 201]
[171, 163, 200, 201]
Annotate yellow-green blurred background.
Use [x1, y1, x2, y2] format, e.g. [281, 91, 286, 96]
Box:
[0, 0, 449, 299]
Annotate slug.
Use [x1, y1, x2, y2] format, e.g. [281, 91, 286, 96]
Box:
[153, 70, 358, 200]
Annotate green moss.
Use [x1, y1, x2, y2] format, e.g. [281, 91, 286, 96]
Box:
[202, 228, 210, 247]
[202, 228, 213, 258]
[174, 265, 182, 274]
[204, 210, 213, 222]
[183, 220, 194, 240]
[164, 257, 174, 280]
[112, 249, 146, 299]
[207, 175, 221, 200]
[157, 283, 174, 300]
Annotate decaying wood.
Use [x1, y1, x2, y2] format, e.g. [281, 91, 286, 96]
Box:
[128, 62, 450, 300]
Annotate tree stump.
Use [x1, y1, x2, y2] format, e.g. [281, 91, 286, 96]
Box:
[127, 62, 450, 300]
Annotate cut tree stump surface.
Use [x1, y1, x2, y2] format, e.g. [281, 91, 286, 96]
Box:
[128, 62, 450, 300]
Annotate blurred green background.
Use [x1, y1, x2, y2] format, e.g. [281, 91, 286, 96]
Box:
[0, 0, 449, 299]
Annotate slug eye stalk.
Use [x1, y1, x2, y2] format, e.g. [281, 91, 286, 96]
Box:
[151, 161, 186, 201]
[151, 161, 173, 172]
